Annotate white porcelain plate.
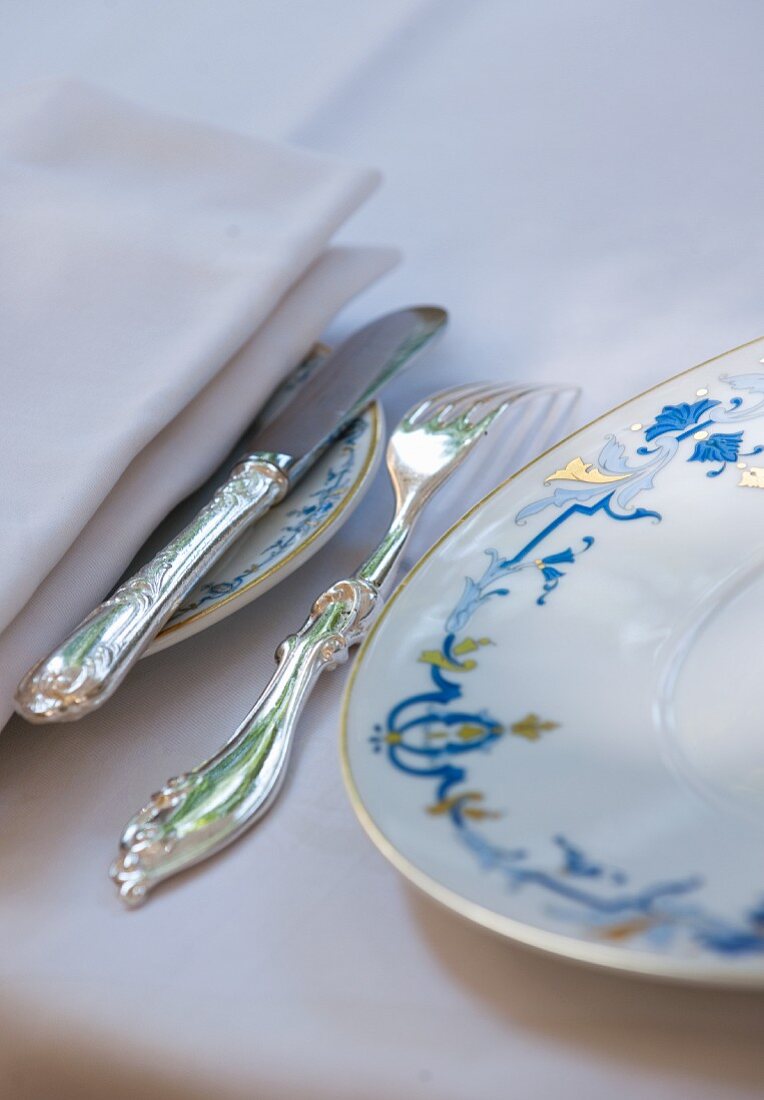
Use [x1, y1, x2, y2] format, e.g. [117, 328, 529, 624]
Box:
[146, 402, 383, 654]
[342, 338, 764, 985]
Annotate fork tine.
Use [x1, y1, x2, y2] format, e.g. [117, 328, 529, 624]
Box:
[407, 381, 578, 460]
[431, 381, 493, 409]
[405, 383, 486, 425]
[395, 384, 579, 577]
[481, 385, 579, 468]
[458, 382, 524, 427]
[404, 382, 493, 428]
[429, 382, 509, 425]
[405, 396, 437, 427]
[516, 385, 579, 451]
[391, 385, 576, 576]
[548, 386, 580, 439]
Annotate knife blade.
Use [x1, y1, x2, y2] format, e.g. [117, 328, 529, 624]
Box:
[15, 306, 447, 723]
[118, 342, 334, 574]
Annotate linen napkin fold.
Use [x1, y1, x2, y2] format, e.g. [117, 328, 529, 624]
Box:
[0, 80, 397, 726]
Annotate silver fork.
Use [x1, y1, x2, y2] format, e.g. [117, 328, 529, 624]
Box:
[110, 381, 574, 906]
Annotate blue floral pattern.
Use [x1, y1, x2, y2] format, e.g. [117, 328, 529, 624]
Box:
[371, 371, 764, 956]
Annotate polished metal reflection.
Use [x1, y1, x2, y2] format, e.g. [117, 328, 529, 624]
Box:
[14, 307, 447, 724]
[110, 381, 576, 906]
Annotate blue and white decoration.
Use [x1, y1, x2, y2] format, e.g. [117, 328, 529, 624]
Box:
[371, 371, 764, 956]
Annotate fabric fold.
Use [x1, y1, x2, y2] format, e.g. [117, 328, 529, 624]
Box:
[0, 78, 385, 633]
[0, 80, 397, 725]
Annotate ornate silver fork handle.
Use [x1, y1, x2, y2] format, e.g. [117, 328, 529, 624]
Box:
[15, 455, 289, 723]
[110, 503, 415, 906]
[110, 572, 382, 907]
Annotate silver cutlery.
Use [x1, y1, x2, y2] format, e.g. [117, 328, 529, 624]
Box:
[15, 306, 447, 724]
[110, 380, 576, 906]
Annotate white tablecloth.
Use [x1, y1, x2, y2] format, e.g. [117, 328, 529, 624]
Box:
[2, 3, 763, 1098]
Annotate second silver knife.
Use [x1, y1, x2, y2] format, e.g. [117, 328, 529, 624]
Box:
[15, 306, 447, 723]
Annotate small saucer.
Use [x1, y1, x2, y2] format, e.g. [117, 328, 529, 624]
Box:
[146, 401, 383, 654]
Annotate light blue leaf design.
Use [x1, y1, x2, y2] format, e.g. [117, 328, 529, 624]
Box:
[516, 483, 610, 523]
[724, 372, 764, 394]
[597, 435, 635, 474]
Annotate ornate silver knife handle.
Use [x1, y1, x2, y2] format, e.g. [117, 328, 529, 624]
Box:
[15, 456, 289, 723]
[16, 308, 449, 724]
[110, 575, 379, 906]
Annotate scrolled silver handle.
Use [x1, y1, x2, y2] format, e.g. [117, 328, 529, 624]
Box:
[15, 456, 289, 723]
[110, 576, 379, 906]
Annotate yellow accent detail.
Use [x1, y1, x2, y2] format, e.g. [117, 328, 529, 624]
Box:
[510, 713, 559, 741]
[630, 423, 642, 432]
[545, 456, 629, 486]
[693, 429, 709, 441]
[427, 792, 480, 814]
[598, 916, 658, 941]
[427, 792, 501, 821]
[453, 636, 491, 656]
[419, 636, 491, 672]
[696, 387, 709, 397]
[384, 732, 403, 744]
[739, 466, 764, 489]
[418, 650, 477, 672]
[463, 806, 502, 821]
[457, 724, 488, 742]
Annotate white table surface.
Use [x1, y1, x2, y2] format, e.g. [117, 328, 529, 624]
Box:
[1, 2, 763, 1097]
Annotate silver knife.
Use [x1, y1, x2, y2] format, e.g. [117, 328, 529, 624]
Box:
[15, 306, 447, 723]
[116, 341, 334, 579]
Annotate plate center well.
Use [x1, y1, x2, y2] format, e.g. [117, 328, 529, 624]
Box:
[657, 559, 764, 829]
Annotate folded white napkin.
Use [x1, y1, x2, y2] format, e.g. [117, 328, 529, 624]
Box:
[0, 79, 396, 727]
